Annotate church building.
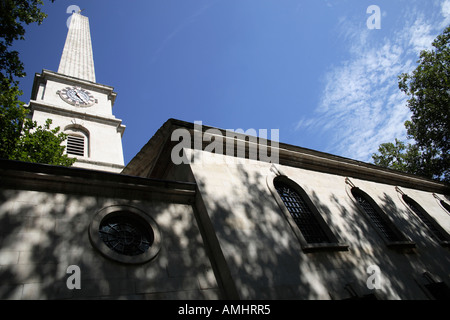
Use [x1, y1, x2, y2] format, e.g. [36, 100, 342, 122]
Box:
[0, 12, 449, 300]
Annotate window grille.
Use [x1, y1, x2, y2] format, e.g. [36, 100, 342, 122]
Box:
[351, 189, 401, 242]
[67, 135, 85, 156]
[403, 195, 448, 242]
[274, 180, 330, 244]
[89, 205, 162, 264]
[99, 213, 154, 257]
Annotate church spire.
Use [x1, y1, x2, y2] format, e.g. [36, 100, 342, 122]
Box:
[58, 12, 96, 82]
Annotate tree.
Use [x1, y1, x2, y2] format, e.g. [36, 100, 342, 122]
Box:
[0, 83, 26, 158]
[12, 119, 75, 166]
[372, 139, 417, 172]
[371, 139, 438, 179]
[373, 25, 450, 183]
[1, 0, 52, 85]
[0, 0, 75, 166]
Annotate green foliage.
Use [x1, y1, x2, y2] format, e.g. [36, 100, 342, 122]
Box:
[0, 80, 75, 166]
[373, 25, 450, 183]
[1, 0, 53, 85]
[0, 0, 74, 167]
[372, 139, 438, 179]
[12, 118, 76, 166]
[372, 139, 413, 172]
[0, 82, 26, 158]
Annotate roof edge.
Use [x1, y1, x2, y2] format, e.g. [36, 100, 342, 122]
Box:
[123, 118, 450, 195]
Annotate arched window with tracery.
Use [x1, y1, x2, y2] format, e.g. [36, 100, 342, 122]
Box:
[402, 195, 450, 246]
[270, 176, 348, 252]
[350, 187, 414, 249]
[274, 180, 330, 244]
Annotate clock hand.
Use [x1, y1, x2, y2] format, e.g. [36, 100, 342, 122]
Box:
[75, 90, 88, 103]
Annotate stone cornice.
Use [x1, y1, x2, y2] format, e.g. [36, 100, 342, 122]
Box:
[123, 118, 450, 194]
[32, 69, 117, 106]
[72, 157, 125, 171]
[28, 99, 126, 134]
[0, 159, 196, 204]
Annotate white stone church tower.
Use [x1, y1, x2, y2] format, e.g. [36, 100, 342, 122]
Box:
[27, 12, 125, 173]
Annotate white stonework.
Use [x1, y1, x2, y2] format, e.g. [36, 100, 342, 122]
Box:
[58, 13, 96, 82]
[28, 12, 125, 173]
[124, 119, 450, 300]
[0, 160, 217, 300]
[1, 119, 450, 300]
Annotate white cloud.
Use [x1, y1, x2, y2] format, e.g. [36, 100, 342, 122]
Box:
[295, 3, 447, 163]
[441, 0, 450, 28]
[408, 17, 435, 54]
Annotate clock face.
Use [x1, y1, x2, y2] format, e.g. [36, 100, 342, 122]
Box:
[58, 86, 96, 107]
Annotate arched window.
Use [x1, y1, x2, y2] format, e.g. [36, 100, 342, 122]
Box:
[432, 193, 450, 216]
[440, 200, 450, 215]
[350, 187, 414, 248]
[65, 125, 89, 158]
[402, 195, 450, 246]
[270, 176, 348, 252]
[274, 180, 330, 243]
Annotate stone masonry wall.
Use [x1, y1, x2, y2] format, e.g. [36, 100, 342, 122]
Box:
[183, 149, 450, 299]
[0, 183, 220, 299]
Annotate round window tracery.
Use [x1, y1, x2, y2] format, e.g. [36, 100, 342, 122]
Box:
[99, 213, 154, 256]
[89, 205, 161, 264]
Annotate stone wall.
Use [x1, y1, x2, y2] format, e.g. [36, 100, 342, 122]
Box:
[0, 160, 220, 300]
[180, 149, 450, 299]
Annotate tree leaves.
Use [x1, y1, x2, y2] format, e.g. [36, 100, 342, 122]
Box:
[12, 118, 76, 166]
[0, 0, 53, 84]
[373, 25, 450, 183]
[0, 0, 75, 167]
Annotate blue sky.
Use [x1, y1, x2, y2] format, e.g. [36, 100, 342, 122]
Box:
[13, 0, 450, 165]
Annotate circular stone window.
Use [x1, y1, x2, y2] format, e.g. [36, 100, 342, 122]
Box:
[89, 205, 161, 264]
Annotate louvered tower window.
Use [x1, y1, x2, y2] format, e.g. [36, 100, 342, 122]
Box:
[274, 180, 330, 244]
[67, 135, 85, 156]
[351, 188, 402, 242]
[402, 195, 449, 244]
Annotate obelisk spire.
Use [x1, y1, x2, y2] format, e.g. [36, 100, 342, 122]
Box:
[58, 12, 96, 82]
